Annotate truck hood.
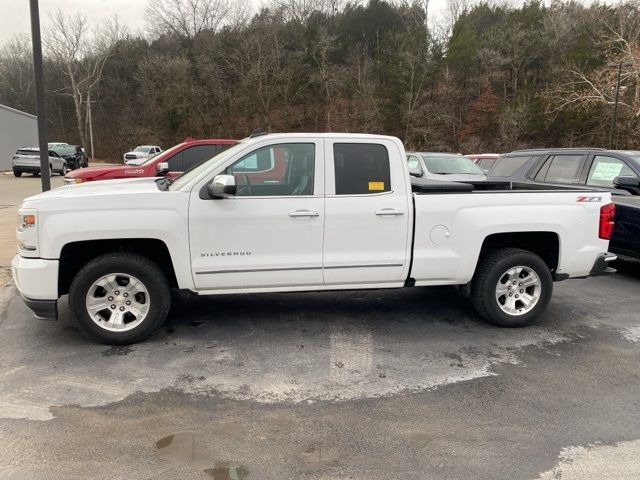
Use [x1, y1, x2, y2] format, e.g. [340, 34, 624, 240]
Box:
[23, 177, 162, 206]
[65, 164, 146, 179]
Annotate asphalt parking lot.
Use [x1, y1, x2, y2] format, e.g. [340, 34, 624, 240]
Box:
[1, 174, 640, 479]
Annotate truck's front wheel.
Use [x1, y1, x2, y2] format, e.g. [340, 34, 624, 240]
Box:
[69, 252, 171, 344]
[471, 248, 552, 327]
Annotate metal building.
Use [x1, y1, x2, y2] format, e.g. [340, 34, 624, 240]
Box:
[0, 104, 38, 171]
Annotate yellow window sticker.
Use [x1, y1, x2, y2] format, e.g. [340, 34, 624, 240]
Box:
[368, 181, 385, 191]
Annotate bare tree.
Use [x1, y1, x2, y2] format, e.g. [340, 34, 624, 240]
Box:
[0, 34, 34, 111]
[546, 4, 640, 134]
[145, 0, 231, 38]
[44, 11, 123, 149]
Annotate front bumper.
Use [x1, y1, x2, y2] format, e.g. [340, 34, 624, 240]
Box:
[22, 296, 57, 321]
[589, 253, 617, 277]
[11, 255, 59, 320]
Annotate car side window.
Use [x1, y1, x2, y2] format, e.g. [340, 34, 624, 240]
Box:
[166, 151, 183, 171]
[489, 155, 532, 177]
[536, 155, 584, 184]
[586, 156, 636, 188]
[478, 158, 494, 172]
[334, 143, 391, 195]
[226, 143, 315, 197]
[182, 145, 216, 171]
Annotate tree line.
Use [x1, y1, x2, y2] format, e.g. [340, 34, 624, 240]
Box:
[0, 0, 639, 161]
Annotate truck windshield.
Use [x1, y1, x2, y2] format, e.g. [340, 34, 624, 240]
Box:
[421, 154, 485, 175]
[169, 141, 246, 191]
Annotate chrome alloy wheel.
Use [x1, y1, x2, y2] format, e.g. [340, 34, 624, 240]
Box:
[85, 273, 150, 331]
[495, 266, 541, 316]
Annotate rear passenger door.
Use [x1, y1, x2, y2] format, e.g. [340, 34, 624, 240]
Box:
[323, 139, 411, 286]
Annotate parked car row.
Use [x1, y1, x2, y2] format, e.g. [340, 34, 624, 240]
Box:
[409, 147, 640, 263]
[12, 142, 89, 177]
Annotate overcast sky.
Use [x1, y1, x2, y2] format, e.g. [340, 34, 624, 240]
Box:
[0, 0, 451, 47]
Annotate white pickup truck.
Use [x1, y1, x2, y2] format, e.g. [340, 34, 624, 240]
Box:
[12, 133, 616, 344]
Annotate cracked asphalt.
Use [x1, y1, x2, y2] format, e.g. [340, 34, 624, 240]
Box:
[1, 262, 640, 479]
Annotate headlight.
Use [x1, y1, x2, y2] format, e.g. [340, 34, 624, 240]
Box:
[64, 177, 83, 185]
[16, 209, 39, 257]
[18, 214, 36, 230]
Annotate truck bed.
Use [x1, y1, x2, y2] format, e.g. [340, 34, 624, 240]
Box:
[410, 177, 598, 194]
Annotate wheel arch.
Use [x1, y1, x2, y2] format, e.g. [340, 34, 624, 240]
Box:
[479, 231, 560, 274]
[58, 238, 178, 296]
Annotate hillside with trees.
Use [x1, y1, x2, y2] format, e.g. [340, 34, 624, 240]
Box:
[1, 0, 639, 160]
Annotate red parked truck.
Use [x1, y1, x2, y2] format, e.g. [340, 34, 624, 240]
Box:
[64, 138, 236, 184]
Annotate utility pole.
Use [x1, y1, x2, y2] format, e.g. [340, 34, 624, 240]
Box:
[608, 61, 632, 150]
[609, 62, 622, 149]
[87, 93, 95, 160]
[29, 0, 50, 191]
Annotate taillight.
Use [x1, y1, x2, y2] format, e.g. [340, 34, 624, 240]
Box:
[599, 202, 615, 240]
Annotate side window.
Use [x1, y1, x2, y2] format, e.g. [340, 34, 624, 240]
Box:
[334, 143, 391, 195]
[478, 158, 494, 172]
[586, 156, 635, 187]
[489, 155, 532, 177]
[539, 155, 584, 184]
[226, 143, 315, 197]
[182, 145, 216, 171]
[166, 151, 183, 171]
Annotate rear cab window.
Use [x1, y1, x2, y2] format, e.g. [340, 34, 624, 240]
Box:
[333, 143, 391, 194]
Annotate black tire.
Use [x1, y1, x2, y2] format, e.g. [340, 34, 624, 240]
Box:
[69, 252, 171, 344]
[13, 171, 22, 177]
[471, 248, 553, 327]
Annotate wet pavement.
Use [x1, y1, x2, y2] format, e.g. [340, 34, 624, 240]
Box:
[1, 266, 640, 479]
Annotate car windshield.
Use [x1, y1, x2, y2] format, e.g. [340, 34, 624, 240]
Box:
[624, 152, 640, 164]
[169, 141, 246, 191]
[420, 154, 485, 175]
[134, 146, 151, 152]
[54, 146, 77, 155]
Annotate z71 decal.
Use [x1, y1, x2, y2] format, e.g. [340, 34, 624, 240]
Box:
[576, 196, 602, 203]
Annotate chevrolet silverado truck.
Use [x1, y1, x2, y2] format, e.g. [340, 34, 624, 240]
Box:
[12, 133, 616, 344]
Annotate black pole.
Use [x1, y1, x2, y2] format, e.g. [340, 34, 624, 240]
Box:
[29, 0, 51, 191]
[609, 62, 622, 150]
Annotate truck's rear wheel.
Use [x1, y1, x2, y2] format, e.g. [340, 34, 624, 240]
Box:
[69, 252, 171, 344]
[471, 248, 552, 327]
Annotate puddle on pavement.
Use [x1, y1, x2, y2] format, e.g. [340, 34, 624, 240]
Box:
[156, 432, 248, 479]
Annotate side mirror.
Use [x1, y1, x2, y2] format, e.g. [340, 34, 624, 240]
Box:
[156, 162, 169, 174]
[613, 175, 640, 195]
[409, 165, 423, 177]
[207, 174, 236, 199]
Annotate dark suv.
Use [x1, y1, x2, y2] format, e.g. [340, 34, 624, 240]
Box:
[52, 144, 88, 170]
[487, 148, 640, 261]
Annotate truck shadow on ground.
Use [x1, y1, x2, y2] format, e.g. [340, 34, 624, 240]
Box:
[163, 285, 478, 333]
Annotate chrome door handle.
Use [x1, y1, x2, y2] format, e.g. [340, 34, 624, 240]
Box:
[289, 210, 320, 217]
[375, 208, 404, 216]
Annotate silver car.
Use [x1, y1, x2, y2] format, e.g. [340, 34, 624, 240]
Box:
[406, 152, 487, 182]
[12, 147, 68, 177]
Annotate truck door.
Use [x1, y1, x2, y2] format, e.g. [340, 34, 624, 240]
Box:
[323, 139, 411, 286]
[189, 140, 325, 290]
